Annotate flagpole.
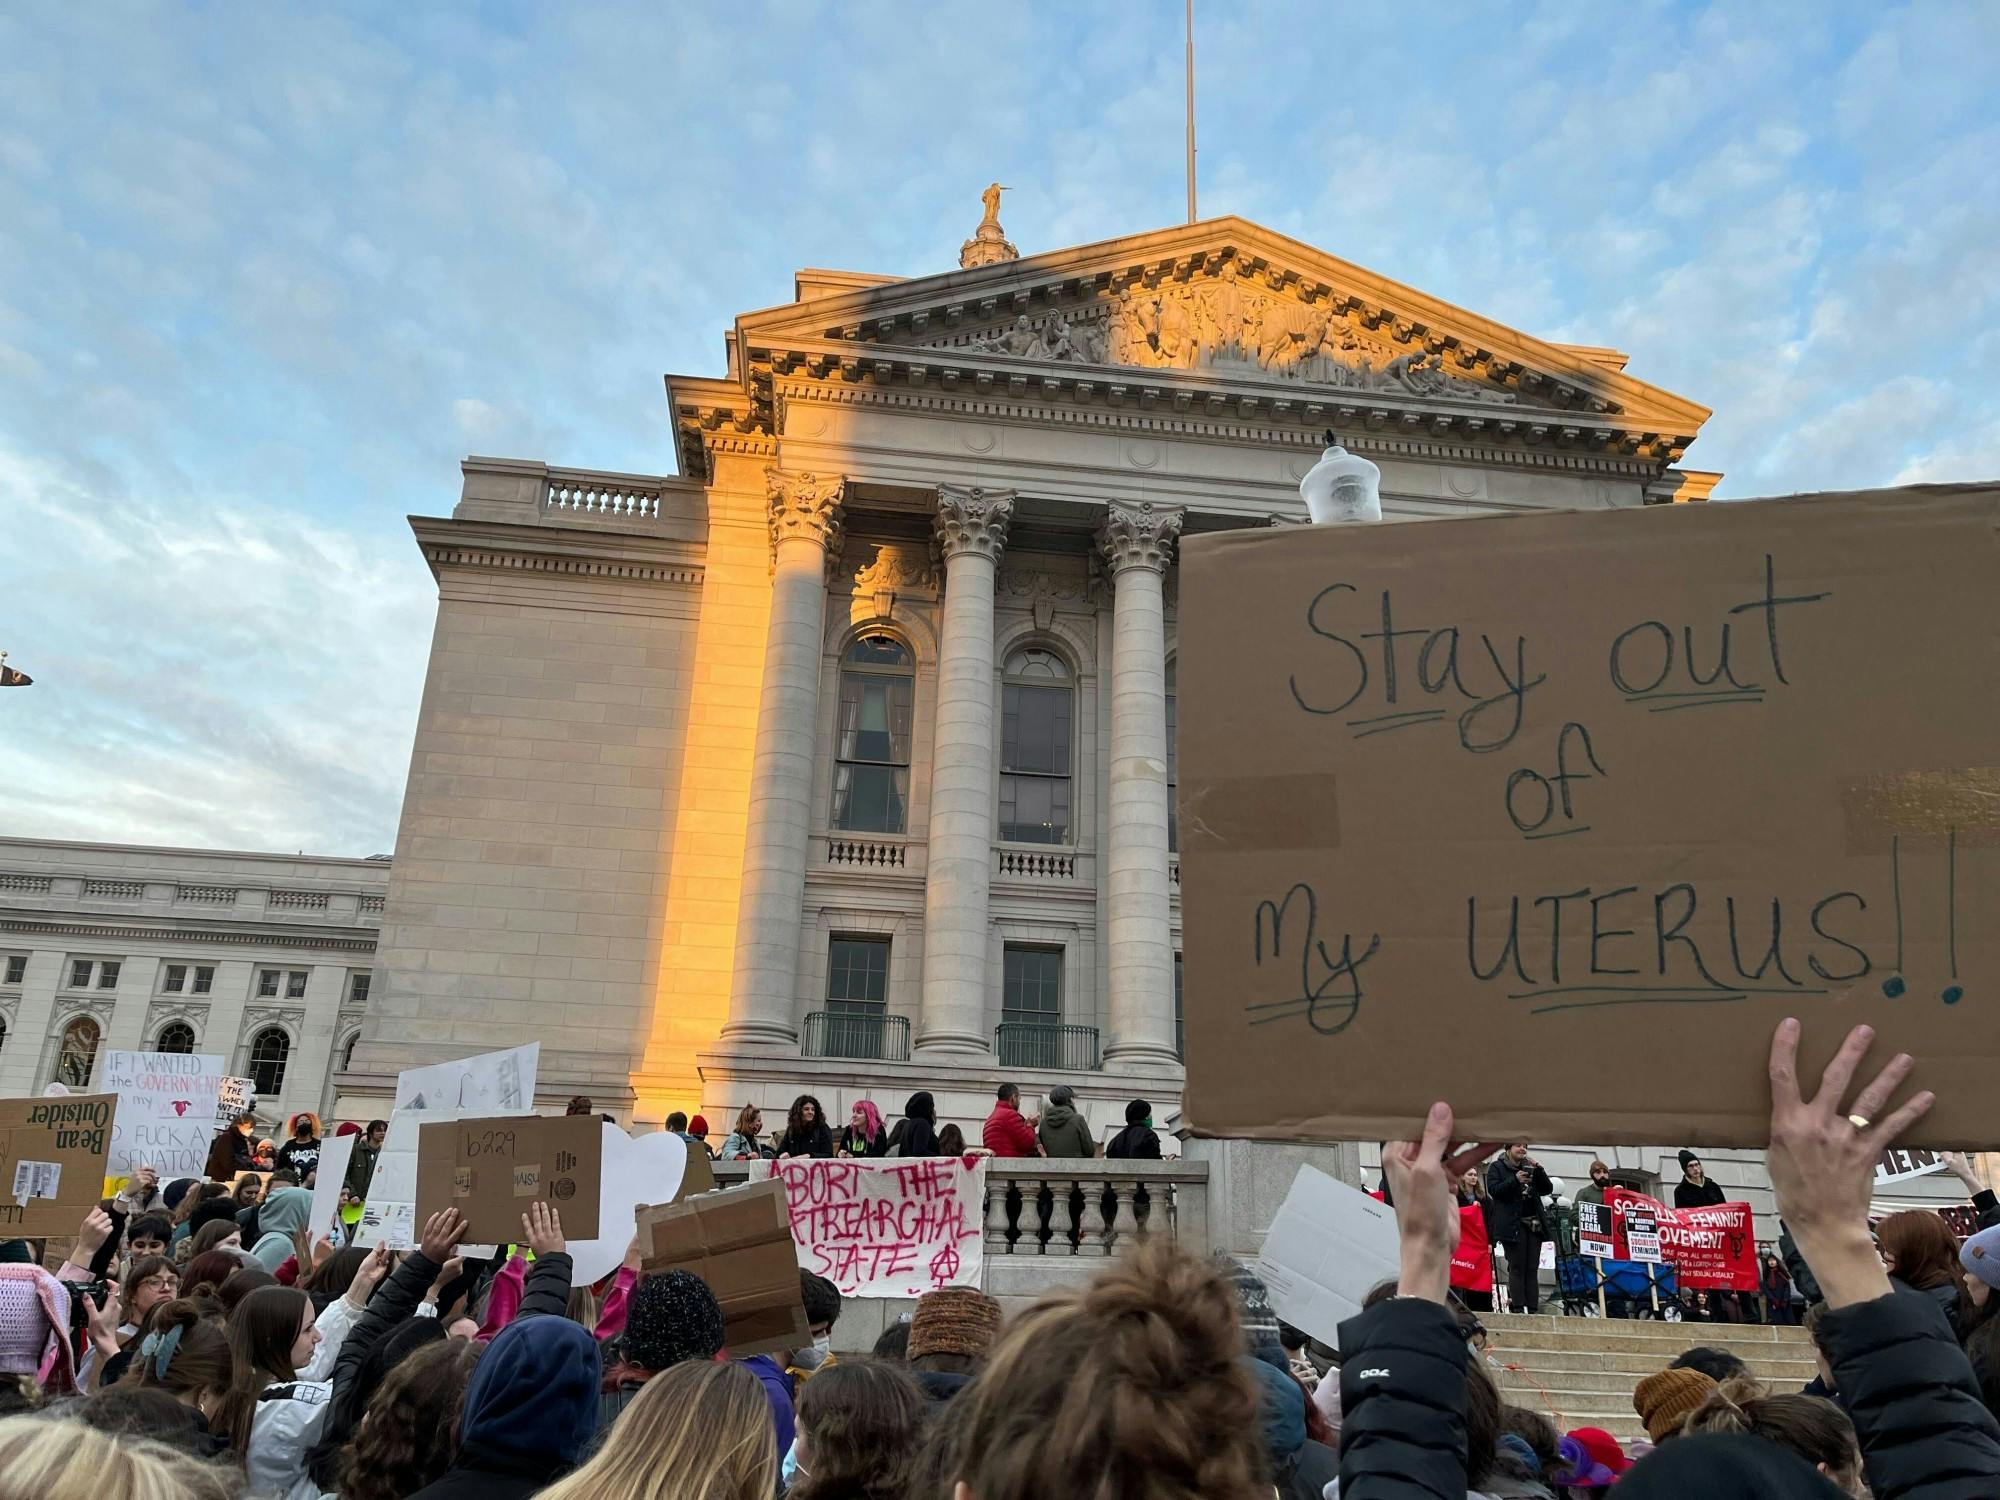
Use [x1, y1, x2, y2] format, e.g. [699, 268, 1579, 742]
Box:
[1185, 0, 1197, 223]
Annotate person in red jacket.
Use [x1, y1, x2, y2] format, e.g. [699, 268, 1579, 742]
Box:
[981, 1083, 1044, 1158]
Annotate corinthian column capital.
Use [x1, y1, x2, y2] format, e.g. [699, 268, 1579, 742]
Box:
[1096, 499, 1184, 575]
[766, 468, 846, 554]
[934, 484, 1016, 563]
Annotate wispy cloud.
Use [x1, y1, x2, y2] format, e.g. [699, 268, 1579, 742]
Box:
[1, 1, 1996, 851]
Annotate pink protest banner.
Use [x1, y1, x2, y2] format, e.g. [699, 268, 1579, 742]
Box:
[748, 1156, 986, 1297]
[1607, 1186, 1758, 1291]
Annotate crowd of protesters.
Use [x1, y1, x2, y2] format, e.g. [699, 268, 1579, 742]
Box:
[3, 1019, 1998, 1498]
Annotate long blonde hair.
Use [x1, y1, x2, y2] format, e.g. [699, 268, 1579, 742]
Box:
[537, 1360, 775, 1500]
[0, 1415, 237, 1500]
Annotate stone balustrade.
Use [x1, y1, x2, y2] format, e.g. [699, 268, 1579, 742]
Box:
[543, 468, 665, 521]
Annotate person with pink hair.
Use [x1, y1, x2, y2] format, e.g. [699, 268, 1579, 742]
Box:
[837, 1100, 888, 1158]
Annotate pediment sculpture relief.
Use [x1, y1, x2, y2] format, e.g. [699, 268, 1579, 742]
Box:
[940, 262, 1518, 403]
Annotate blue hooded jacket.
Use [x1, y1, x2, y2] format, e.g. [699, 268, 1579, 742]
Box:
[410, 1316, 602, 1499]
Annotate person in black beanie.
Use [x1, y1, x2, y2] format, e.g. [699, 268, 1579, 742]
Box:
[888, 1092, 940, 1157]
[1106, 1100, 1162, 1160]
[1675, 1150, 1727, 1209]
[599, 1269, 727, 1430]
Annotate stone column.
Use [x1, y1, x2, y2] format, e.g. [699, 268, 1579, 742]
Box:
[722, 469, 844, 1047]
[917, 484, 1015, 1055]
[1097, 499, 1184, 1069]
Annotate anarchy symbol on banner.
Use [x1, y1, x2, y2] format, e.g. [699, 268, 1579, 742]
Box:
[929, 1245, 961, 1288]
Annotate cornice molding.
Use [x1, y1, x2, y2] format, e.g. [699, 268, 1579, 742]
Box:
[0, 914, 378, 955]
[411, 517, 704, 587]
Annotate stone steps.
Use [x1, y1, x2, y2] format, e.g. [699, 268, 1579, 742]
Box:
[1477, 1312, 1816, 1445]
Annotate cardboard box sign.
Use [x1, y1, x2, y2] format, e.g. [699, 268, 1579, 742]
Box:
[637, 1178, 811, 1358]
[1177, 483, 2000, 1148]
[0, 1093, 119, 1237]
[414, 1114, 602, 1242]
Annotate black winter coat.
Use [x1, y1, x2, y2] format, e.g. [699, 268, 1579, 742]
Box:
[1105, 1123, 1162, 1160]
[1675, 1175, 1727, 1208]
[775, 1121, 834, 1158]
[1825, 1283, 2000, 1499]
[1486, 1157, 1552, 1242]
[405, 1446, 564, 1500]
[1335, 1297, 1467, 1500]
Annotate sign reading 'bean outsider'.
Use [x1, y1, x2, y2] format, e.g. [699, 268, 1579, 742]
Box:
[1177, 484, 1999, 1148]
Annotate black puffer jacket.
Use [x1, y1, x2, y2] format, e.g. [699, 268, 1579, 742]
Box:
[1825, 1284, 2000, 1499]
[1335, 1296, 1467, 1500]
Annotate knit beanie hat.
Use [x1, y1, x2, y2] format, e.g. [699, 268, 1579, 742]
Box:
[1125, 1099, 1152, 1125]
[1962, 1223, 2000, 1291]
[0, 1265, 75, 1390]
[907, 1287, 1002, 1362]
[623, 1270, 725, 1371]
[1633, 1366, 1718, 1443]
[1677, 1149, 1698, 1171]
[187, 1197, 240, 1237]
[689, 1114, 710, 1138]
[335, 1121, 362, 1137]
[162, 1177, 198, 1213]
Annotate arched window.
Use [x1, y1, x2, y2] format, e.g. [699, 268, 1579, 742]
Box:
[53, 1016, 100, 1088]
[338, 1031, 361, 1073]
[156, 1021, 196, 1054]
[1000, 647, 1073, 844]
[832, 635, 914, 833]
[248, 1027, 291, 1097]
[1165, 657, 1179, 854]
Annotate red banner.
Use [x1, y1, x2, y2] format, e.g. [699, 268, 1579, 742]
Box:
[1607, 1188, 1758, 1290]
[1451, 1202, 1493, 1294]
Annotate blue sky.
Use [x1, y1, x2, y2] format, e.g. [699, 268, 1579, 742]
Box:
[3, 1, 1996, 855]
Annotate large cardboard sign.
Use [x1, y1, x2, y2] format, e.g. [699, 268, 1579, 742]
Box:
[394, 1043, 537, 1113]
[0, 1093, 118, 1236]
[98, 1051, 225, 1182]
[414, 1114, 602, 1243]
[1607, 1187, 1757, 1290]
[638, 1178, 813, 1357]
[748, 1156, 985, 1297]
[1252, 1164, 1400, 1348]
[1178, 485, 2000, 1147]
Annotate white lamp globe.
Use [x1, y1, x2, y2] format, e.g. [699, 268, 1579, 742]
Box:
[1299, 430, 1382, 524]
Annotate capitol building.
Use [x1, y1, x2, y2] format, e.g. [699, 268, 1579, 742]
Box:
[21, 203, 1952, 1224]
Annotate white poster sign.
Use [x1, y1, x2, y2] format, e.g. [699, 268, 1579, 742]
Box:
[566, 1125, 689, 1286]
[748, 1156, 986, 1298]
[99, 1051, 226, 1181]
[394, 1043, 538, 1113]
[357, 1046, 545, 1251]
[1576, 1200, 1615, 1259]
[309, 1133, 356, 1244]
[1252, 1165, 1402, 1349]
[1625, 1209, 1664, 1265]
[214, 1076, 254, 1129]
[1874, 1149, 1952, 1189]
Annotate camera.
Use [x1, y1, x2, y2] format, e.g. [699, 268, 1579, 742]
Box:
[64, 1279, 111, 1337]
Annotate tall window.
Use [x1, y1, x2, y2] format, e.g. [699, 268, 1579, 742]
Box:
[248, 1027, 291, 1096]
[54, 1016, 100, 1087]
[338, 1032, 361, 1072]
[824, 936, 890, 1059]
[832, 636, 914, 833]
[1000, 945, 1063, 1068]
[190, 965, 214, 995]
[98, 961, 121, 989]
[162, 964, 187, 993]
[1000, 648, 1073, 844]
[285, 971, 308, 999]
[257, 969, 280, 998]
[1165, 658, 1179, 854]
[156, 1021, 196, 1054]
[347, 971, 372, 1005]
[68, 959, 94, 989]
[3, 955, 24, 985]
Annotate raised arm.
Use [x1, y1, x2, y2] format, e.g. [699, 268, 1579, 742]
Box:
[1766, 1019, 2000, 1500]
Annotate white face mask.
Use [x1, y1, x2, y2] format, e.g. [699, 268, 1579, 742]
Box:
[795, 1333, 834, 1370]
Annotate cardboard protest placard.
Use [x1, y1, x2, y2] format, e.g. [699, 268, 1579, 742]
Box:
[0, 1093, 118, 1236]
[1178, 484, 2000, 1147]
[354, 1105, 529, 1250]
[1608, 1187, 1757, 1290]
[414, 1114, 602, 1243]
[99, 1050, 225, 1183]
[638, 1178, 812, 1357]
[1576, 1200, 1615, 1259]
[748, 1157, 985, 1297]
[214, 1076, 253, 1130]
[1252, 1164, 1399, 1349]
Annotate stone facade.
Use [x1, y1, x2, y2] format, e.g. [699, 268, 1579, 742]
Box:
[0, 837, 386, 1128]
[326, 213, 1727, 1150]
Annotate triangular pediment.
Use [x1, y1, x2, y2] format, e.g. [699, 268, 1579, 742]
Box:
[734, 217, 1708, 429]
